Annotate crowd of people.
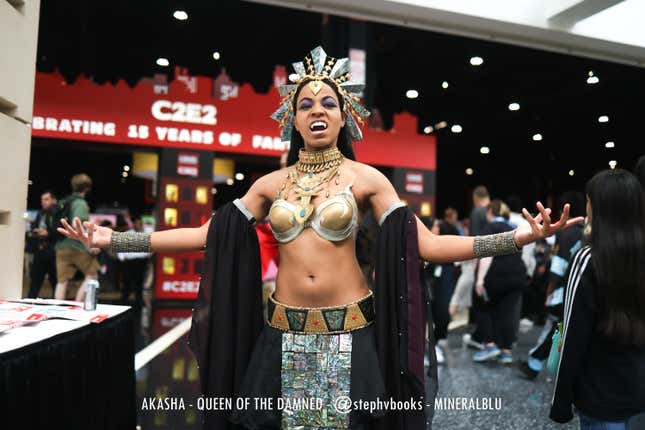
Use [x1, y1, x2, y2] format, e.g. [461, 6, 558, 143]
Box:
[24, 173, 150, 310]
[419, 156, 645, 429]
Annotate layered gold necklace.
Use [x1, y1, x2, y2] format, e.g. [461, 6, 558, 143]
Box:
[277, 147, 344, 224]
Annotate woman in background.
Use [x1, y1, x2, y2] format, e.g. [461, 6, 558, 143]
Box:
[550, 169, 645, 429]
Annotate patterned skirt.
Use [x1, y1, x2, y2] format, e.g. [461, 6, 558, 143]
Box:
[228, 312, 387, 429]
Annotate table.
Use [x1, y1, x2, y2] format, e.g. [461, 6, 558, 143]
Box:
[0, 304, 136, 430]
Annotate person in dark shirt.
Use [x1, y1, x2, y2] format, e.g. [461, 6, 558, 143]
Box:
[472, 199, 527, 364]
[550, 170, 645, 428]
[27, 190, 58, 298]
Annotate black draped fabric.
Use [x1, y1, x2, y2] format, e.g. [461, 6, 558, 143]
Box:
[189, 203, 437, 430]
[188, 202, 264, 430]
[1, 310, 135, 430]
[373, 206, 437, 430]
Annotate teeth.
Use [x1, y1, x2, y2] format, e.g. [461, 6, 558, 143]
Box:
[310, 121, 328, 131]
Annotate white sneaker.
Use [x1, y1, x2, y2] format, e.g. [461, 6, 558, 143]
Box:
[435, 345, 445, 364]
[462, 333, 485, 350]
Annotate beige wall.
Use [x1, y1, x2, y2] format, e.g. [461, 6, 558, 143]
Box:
[0, 0, 41, 298]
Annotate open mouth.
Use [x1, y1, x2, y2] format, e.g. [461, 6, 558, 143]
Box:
[309, 121, 328, 133]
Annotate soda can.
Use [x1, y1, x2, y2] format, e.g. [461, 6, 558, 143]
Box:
[84, 280, 99, 311]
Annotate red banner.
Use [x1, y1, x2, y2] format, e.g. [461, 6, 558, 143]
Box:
[31, 70, 436, 170]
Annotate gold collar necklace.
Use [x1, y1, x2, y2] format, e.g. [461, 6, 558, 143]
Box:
[295, 147, 344, 173]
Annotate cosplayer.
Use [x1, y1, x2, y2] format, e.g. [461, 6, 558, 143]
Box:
[58, 47, 582, 430]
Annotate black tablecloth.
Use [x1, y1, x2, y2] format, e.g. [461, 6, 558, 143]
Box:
[1, 309, 136, 430]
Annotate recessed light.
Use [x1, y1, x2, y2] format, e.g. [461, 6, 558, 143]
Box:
[508, 103, 520, 111]
[156, 58, 169, 67]
[226, 178, 234, 186]
[480, 146, 490, 154]
[465, 168, 474, 175]
[173, 10, 188, 21]
[598, 115, 609, 123]
[470, 56, 484, 66]
[212, 51, 221, 61]
[235, 173, 244, 181]
[532, 133, 543, 141]
[605, 141, 615, 148]
[441, 81, 449, 89]
[587, 76, 599, 84]
[423, 126, 433, 134]
[451, 124, 463, 133]
[122, 171, 128, 178]
[406, 89, 419, 99]
[609, 160, 617, 169]
[211, 187, 217, 195]
[569, 170, 575, 176]
[435, 121, 448, 130]
[123, 165, 130, 172]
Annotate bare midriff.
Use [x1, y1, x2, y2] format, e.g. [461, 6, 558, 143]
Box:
[274, 228, 370, 308]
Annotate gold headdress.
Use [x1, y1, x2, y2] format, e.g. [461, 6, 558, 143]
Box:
[271, 46, 370, 143]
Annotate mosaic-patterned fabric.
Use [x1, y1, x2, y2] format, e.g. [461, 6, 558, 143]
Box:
[281, 332, 352, 429]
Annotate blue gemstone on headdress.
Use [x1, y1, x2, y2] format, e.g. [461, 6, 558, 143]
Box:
[349, 99, 371, 119]
[278, 84, 298, 97]
[271, 102, 290, 122]
[310, 46, 327, 75]
[300, 209, 306, 217]
[308, 172, 313, 178]
[305, 187, 310, 191]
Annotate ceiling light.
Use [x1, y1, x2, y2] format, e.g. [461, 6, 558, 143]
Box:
[465, 168, 474, 175]
[441, 81, 449, 89]
[587, 76, 599, 84]
[173, 10, 188, 21]
[508, 102, 520, 111]
[598, 115, 609, 123]
[423, 126, 433, 134]
[235, 172, 244, 181]
[226, 178, 234, 186]
[123, 165, 130, 172]
[211, 187, 217, 195]
[470, 56, 484, 66]
[480, 146, 490, 154]
[569, 170, 575, 176]
[156, 58, 169, 67]
[406, 89, 419, 99]
[435, 121, 448, 130]
[122, 171, 128, 178]
[451, 124, 463, 133]
[532, 133, 543, 141]
[609, 160, 617, 169]
[212, 51, 221, 61]
[588, 71, 594, 77]
[605, 141, 615, 148]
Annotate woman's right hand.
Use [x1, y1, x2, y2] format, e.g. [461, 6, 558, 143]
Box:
[57, 217, 113, 249]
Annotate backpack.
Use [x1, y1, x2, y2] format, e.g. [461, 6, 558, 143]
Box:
[50, 194, 82, 242]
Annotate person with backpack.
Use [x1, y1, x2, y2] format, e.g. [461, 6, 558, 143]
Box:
[550, 169, 645, 428]
[54, 173, 100, 301]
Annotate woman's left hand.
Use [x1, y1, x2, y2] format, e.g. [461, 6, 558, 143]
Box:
[514, 202, 585, 247]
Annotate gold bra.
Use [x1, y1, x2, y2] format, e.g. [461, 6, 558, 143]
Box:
[268, 183, 359, 243]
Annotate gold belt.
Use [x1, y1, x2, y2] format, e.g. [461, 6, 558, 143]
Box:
[267, 290, 375, 334]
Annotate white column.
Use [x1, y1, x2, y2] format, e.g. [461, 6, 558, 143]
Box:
[0, 0, 41, 299]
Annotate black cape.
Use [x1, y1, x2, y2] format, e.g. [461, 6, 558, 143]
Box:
[188, 202, 437, 429]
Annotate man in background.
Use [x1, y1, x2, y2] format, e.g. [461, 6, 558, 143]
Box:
[27, 190, 58, 298]
[54, 173, 100, 301]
